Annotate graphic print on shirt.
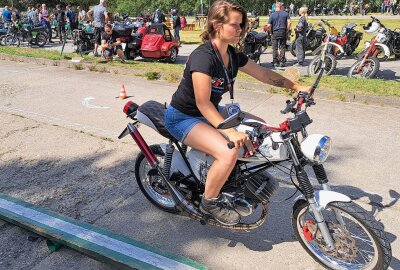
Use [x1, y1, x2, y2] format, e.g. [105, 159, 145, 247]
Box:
[211, 77, 225, 94]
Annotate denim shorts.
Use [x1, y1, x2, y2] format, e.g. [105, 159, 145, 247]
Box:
[164, 105, 212, 142]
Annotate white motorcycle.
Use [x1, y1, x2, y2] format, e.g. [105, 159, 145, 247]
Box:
[119, 69, 392, 269]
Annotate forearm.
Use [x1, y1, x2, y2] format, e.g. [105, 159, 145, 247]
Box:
[197, 101, 225, 128]
[262, 69, 301, 92]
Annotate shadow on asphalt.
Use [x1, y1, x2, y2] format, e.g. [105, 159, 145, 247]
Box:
[0, 154, 398, 268]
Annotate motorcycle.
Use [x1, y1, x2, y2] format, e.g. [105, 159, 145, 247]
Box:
[311, 21, 345, 60]
[336, 22, 363, 56]
[348, 17, 394, 78]
[357, 17, 400, 61]
[72, 28, 95, 55]
[118, 59, 392, 270]
[290, 23, 326, 57]
[243, 26, 270, 63]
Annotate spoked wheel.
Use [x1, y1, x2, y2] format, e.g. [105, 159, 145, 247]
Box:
[166, 47, 178, 63]
[0, 35, 8, 46]
[292, 201, 392, 270]
[5, 35, 20, 47]
[134, 144, 179, 213]
[347, 57, 380, 78]
[308, 54, 337, 76]
[35, 33, 47, 47]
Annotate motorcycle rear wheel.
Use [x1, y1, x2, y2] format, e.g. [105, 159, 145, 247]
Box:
[347, 58, 380, 78]
[5, 35, 20, 47]
[307, 54, 337, 76]
[134, 144, 179, 213]
[292, 201, 392, 270]
[35, 33, 47, 47]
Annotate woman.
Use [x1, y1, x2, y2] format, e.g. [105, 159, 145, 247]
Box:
[164, 0, 311, 225]
[39, 4, 54, 43]
[294, 7, 308, 66]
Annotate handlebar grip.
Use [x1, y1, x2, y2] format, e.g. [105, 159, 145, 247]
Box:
[227, 141, 235, 149]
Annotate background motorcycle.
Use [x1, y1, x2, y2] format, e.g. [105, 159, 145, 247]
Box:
[311, 21, 345, 60]
[243, 26, 269, 63]
[290, 23, 326, 57]
[336, 22, 363, 56]
[73, 28, 95, 55]
[357, 18, 400, 61]
[119, 66, 392, 270]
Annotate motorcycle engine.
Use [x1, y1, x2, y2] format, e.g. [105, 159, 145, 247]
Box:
[244, 171, 279, 203]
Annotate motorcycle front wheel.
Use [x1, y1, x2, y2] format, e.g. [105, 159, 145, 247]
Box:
[307, 54, 337, 76]
[35, 33, 47, 47]
[347, 57, 380, 78]
[134, 144, 179, 213]
[292, 201, 392, 270]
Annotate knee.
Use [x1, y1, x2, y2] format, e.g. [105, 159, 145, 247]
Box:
[217, 148, 238, 166]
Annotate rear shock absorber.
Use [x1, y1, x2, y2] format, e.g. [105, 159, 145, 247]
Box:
[163, 141, 174, 178]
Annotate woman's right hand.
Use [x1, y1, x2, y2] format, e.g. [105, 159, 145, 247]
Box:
[220, 129, 254, 154]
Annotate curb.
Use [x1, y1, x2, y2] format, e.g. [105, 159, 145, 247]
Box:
[1, 53, 400, 109]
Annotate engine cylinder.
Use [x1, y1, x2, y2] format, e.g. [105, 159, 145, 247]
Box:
[244, 172, 279, 203]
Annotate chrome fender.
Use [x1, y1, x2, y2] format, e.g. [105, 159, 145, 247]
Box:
[294, 190, 351, 210]
[312, 42, 345, 55]
[365, 42, 391, 57]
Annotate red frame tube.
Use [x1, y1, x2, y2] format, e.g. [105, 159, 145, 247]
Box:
[127, 123, 159, 167]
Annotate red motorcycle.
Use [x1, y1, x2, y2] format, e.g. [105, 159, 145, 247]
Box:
[348, 17, 387, 78]
[334, 22, 363, 56]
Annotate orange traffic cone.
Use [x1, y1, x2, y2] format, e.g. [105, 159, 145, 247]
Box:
[119, 84, 128, 99]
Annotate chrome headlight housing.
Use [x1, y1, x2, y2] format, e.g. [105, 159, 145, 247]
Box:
[301, 134, 331, 163]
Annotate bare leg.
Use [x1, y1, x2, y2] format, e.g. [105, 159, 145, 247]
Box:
[183, 122, 238, 198]
[117, 49, 125, 61]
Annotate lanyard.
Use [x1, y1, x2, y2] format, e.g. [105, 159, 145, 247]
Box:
[210, 40, 234, 102]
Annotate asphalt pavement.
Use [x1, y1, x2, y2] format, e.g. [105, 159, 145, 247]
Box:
[0, 60, 399, 269]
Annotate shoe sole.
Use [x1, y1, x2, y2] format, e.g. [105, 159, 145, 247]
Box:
[199, 205, 240, 226]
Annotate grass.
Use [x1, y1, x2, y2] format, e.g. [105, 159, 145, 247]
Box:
[1, 29, 399, 98]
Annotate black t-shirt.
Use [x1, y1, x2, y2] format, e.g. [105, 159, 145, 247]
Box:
[268, 11, 290, 32]
[101, 31, 120, 43]
[170, 41, 249, 116]
[55, 9, 66, 24]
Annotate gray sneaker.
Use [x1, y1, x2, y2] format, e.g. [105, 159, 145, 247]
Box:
[200, 195, 240, 225]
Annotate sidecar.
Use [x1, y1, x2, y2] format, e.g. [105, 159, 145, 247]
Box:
[140, 23, 179, 63]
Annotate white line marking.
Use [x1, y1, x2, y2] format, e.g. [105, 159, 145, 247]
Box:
[0, 198, 198, 270]
[82, 97, 110, 109]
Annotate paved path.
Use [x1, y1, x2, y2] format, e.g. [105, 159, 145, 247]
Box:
[0, 60, 398, 269]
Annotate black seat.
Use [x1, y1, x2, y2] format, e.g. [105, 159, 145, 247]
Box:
[138, 101, 176, 141]
[255, 32, 268, 42]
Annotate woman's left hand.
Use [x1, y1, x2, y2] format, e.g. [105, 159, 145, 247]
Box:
[295, 85, 312, 94]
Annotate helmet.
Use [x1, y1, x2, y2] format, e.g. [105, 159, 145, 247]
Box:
[363, 21, 380, 33]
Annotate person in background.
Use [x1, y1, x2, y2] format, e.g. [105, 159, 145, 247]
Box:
[77, 6, 87, 22]
[87, 0, 109, 56]
[39, 3, 54, 43]
[11, 7, 20, 21]
[28, 7, 38, 25]
[289, 3, 295, 16]
[54, 4, 66, 43]
[294, 7, 308, 66]
[171, 9, 181, 41]
[101, 23, 125, 63]
[180, 15, 187, 30]
[66, 5, 77, 30]
[268, 2, 291, 68]
[1, 6, 13, 27]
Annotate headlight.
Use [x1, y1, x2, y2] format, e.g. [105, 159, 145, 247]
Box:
[301, 134, 331, 163]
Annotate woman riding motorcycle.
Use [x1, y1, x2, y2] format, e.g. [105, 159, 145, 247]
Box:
[164, 0, 311, 225]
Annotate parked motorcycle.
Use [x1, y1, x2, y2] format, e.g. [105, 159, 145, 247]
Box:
[336, 22, 363, 56]
[243, 26, 270, 63]
[73, 28, 95, 55]
[349, 17, 394, 78]
[290, 23, 326, 57]
[311, 21, 345, 59]
[308, 20, 338, 75]
[119, 66, 392, 270]
[357, 17, 400, 61]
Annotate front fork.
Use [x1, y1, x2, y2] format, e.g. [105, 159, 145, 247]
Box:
[285, 137, 336, 249]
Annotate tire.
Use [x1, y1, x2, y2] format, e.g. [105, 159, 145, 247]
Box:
[35, 33, 47, 47]
[347, 57, 380, 78]
[292, 201, 392, 270]
[260, 39, 268, 54]
[166, 47, 178, 63]
[134, 144, 179, 213]
[290, 41, 297, 57]
[5, 35, 20, 47]
[308, 54, 337, 76]
[51, 29, 58, 39]
[0, 35, 7, 46]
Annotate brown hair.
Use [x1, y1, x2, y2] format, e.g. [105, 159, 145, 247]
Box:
[200, 0, 248, 46]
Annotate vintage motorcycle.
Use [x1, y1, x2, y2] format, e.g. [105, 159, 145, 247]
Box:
[119, 66, 392, 269]
[243, 26, 270, 63]
[290, 23, 326, 57]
